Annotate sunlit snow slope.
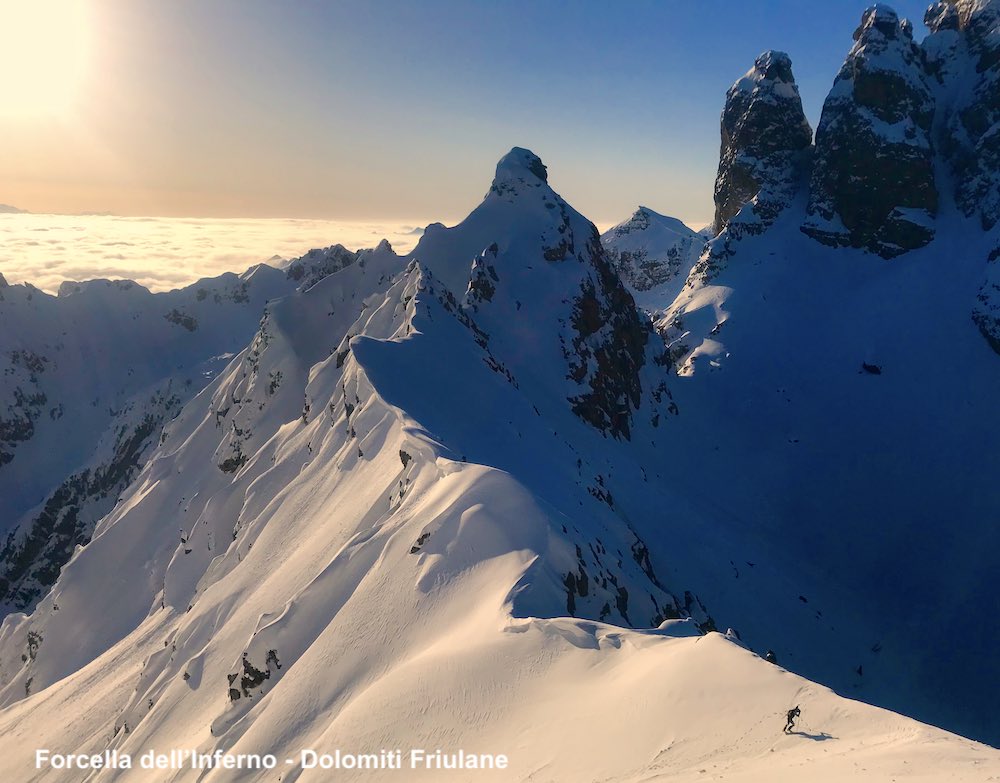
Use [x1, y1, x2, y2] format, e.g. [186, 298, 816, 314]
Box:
[0, 245, 359, 614]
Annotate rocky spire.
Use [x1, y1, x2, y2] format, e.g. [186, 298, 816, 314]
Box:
[925, 0, 1000, 229]
[803, 5, 938, 258]
[922, 1, 1000, 353]
[713, 50, 813, 234]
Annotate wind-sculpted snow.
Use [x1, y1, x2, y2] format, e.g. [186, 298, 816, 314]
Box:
[282, 243, 359, 292]
[0, 244, 372, 615]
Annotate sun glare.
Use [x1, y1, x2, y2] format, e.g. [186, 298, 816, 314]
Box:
[0, 0, 90, 117]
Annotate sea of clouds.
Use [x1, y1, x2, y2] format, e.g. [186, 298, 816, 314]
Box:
[0, 213, 429, 294]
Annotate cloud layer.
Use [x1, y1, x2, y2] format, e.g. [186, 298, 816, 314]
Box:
[0, 214, 428, 293]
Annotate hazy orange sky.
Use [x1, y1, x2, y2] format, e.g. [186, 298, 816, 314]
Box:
[2, 0, 933, 229]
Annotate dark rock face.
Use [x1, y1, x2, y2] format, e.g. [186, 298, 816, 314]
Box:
[690, 52, 812, 284]
[464, 243, 499, 309]
[803, 5, 938, 258]
[713, 51, 813, 235]
[974, 243, 1000, 356]
[922, 1, 1000, 355]
[565, 227, 649, 441]
[926, 1, 1000, 229]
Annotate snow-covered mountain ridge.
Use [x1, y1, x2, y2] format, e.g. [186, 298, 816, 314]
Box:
[0, 139, 995, 781]
[0, 2, 996, 778]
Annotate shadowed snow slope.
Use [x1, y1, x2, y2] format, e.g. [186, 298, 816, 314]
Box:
[658, 176, 1000, 746]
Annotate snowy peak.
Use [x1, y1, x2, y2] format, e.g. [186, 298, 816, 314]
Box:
[609, 206, 694, 239]
[413, 149, 675, 441]
[847, 5, 923, 76]
[601, 207, 705, 310]
[55, 278, 147, 299]
[733, 50, 799, 95]
[413, 148, 568, 293]
[854, 4, 909, 39]
[927, 0, 999, 33]
[925, 0, 962, 33]
[490, 146, 548, 192]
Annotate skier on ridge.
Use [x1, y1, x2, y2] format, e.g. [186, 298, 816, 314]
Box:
[783, 705, 801, 733]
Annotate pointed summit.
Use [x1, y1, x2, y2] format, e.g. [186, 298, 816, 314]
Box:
[601, 207, 705, 309]
[412, 147, 565, 295]
[411, 148, 672, 441]
[713, 50, 812, 235]
[490, 147, 548, 198]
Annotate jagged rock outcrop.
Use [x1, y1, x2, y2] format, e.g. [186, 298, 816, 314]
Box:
[688, 52, 812, 284]
[803, 5, 938, 257]
[973, 245, 1000, 355]
[713, 51, 813, 235]
[925, 0, 1000, 230]
[921, 1, 1000, 353]
[0, 383, 186, 611]
[284, 243, 359, 290]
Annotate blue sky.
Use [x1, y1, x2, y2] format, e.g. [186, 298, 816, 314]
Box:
[3, 0, 934, 228]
